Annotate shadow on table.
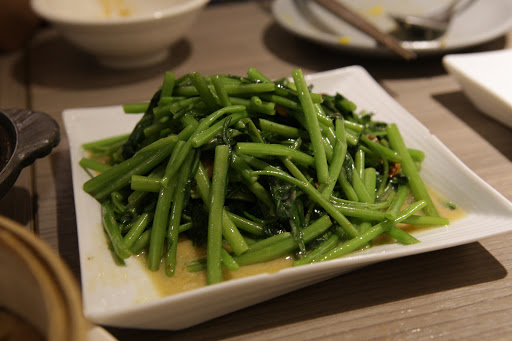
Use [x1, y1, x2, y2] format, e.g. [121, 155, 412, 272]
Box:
[0, 186, 34, 227]
[108, 241, 507, 341]
[261, 22, 506, 82]
[45, 148, 82, 278]
[433, 91, 512, 161]
[12, 29, 192, 90]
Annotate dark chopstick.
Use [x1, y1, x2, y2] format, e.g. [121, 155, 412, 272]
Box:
[312, 0, 417, 60]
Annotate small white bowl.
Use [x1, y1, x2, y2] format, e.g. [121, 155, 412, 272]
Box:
[31, 0, 210, 68]
[443, 49, 512, 129]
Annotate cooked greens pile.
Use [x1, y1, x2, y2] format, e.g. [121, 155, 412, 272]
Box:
[80, 67, 449, 284]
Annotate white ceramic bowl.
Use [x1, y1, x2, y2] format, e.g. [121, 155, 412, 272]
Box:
[30, 0, 210, 68]
[443, 49, 512, 129]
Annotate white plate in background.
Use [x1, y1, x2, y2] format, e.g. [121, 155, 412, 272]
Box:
[443, 48, 512, 128]
[64, 65, 512, 330]
[272, 0, 512, 57]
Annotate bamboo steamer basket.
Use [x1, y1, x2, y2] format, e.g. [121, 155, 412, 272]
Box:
[0, 215, 88, 340]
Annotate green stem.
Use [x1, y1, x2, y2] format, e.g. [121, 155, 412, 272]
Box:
[207, 145, 230, 284]
[387, 124, 439, 216]
[191, 111, 249, 148]
[124, 213, 153, 249]
[292, 69, 329, 184]
[247, 232, 292, 252]
[253, 170, 359, 238]
[385, 185, 409, 220]
[130, 175, 161, 192]
[123, 103, 149, 114]
[79, 158, 111, 173]
[161, 71, 176, 98]
[236, 142, 314, 166]
[161, 105, 246, 187]
[165, 150, 195, 277]
[84, 135, 178, 200]
[247, 67, 272, 82]
[293, 233, 340, 266]
[102, 201, 131, 259]
[189, 72, 219, 112]
[193, 161, 250, 254]
[320, 200, 426, 261]
[82, 134, 129, 151]
[147, 181, 177, 271]
[212, 74, 232, 107]
[234, 215, 332, 266]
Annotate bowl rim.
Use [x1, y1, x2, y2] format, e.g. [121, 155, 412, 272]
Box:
[0, 226, 67, 340]
[0, 215, 88, 341]
[30, 0, 210, 26]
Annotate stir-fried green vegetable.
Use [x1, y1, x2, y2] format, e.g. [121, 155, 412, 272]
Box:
[80, 67, 450, 285]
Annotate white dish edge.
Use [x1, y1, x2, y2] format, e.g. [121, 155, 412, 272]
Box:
[64, 65, 512, 330]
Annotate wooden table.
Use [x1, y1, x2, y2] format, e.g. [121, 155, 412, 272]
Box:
[1, 1, 512, 340]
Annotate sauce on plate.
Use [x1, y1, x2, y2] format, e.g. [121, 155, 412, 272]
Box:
[139, 239, 294, 297]
[139, 188, 463, 298]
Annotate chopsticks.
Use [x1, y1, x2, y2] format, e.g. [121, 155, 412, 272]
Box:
[312, 0, 417, 60]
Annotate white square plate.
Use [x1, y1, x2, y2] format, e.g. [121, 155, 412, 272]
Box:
[443, 49, 512, 129]
[64, 65, 512, 330]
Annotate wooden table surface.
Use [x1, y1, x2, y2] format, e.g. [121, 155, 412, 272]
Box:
[1, 1, 512, 340]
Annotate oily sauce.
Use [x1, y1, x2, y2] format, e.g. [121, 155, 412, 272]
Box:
[372, 188, 465, 245]
[140, 239, 294, 297]
[139, 188, 463, 298]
